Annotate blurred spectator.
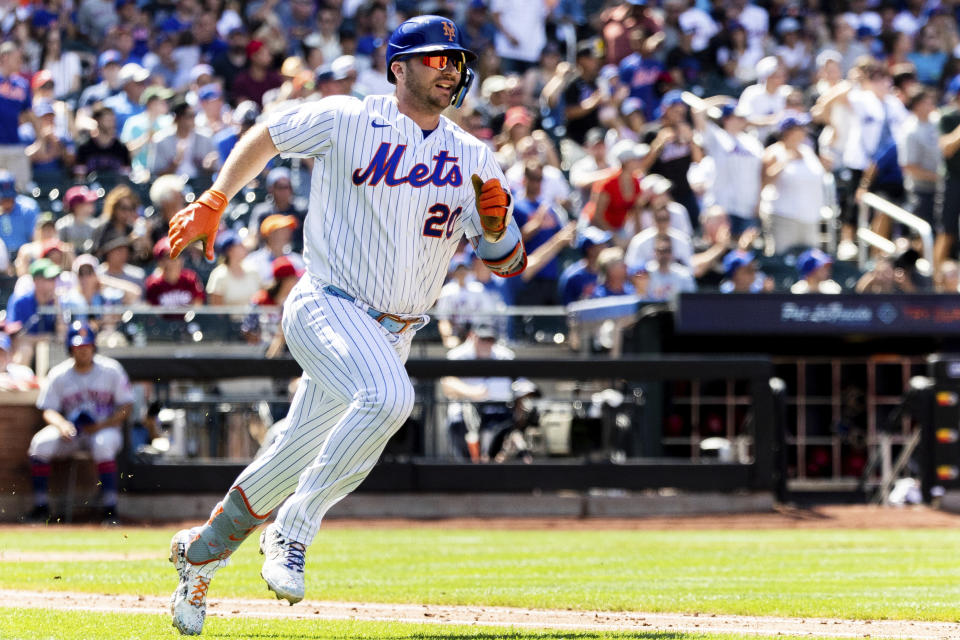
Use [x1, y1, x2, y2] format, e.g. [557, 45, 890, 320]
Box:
[715, 20, 762, 90]
[641, 90, 701, 224]
[38, 28, 82, 99]
[13, 212, 57, 278]
[568, 127, 612, 200]
[249, 167, 306, 251]
[0, 170, 39, 257]
[490, 0, 549, 74]
[232, 40, 282, 105]
[442, 323, 515, 462]
[791, 248, 842, 294]
[150, 97, 217, 182]
[57, 186, 102, 255]
[618, 28, 665, 122]
[97, 232, 145, 290]
[78, 50, 123, 113]
[145, 237, 205, 307]
[0, 332, 36, 391]
[459, 0, 498, 57]
[504, 135, 567, 206]
[147, 174, 187, 246]
[719, 249, 769, 293]
[245, 214, 305, 287]
[196, 83, 230, 135]
[896, 88, 939, 229]
[936, 78, 960, 269]
[644, 234, 696, 301]
[120, 86, 174, 179]
[25, 101, 75, 185]
[558, 226, 611, 304]
[248, 255, 303, 358]
[855, 255, 915, 293]
[301, 7, 343, 67]
[602, 0, 662, 66]
[216, 100, 260, 165]
[511, 162, 566, 304]
[7, 257, 60, 334]
[592, 246, 635, 298]
[585, 140, 646, 232]
[693, 100, 763, 236]
[103, 63, 149, 132]
[75, 106, 132, 179]
[677, 0, 718, 53]
[205, 230, 259, 306]
[436, 252, 504, 349]
[737, 56, 791, 141]
[907, 25, 948, 86]
[61, 253, 141, 320]
[934, 260, 960, 293]
[0, 41, 33, 191]
[143, 33, 180, 89]
[77, 0, 119, 41]
[636, 173, 692, 236]
[626, 187, 693, 269]
[762, 115, 825, 253]
[563, 38, 612, 146]
[774, 18, 811, 83]
[212, 27, 250, 93]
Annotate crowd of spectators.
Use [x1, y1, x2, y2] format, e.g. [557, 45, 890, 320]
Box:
[3, 0, 960, 358]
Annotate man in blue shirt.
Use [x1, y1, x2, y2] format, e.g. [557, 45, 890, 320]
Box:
[511, 162, 566, 305]
[618, 29, 665, 122]
[0, 42, 34, 191]
[0, 171, 39, 257]
[558, 226, 612, 304]
[7, 258, 60, 335]
[103, 63, 149, 133]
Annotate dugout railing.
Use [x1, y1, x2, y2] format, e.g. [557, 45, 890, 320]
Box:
[113, 355, 785, 497]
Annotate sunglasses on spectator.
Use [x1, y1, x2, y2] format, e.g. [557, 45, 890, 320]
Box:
[418, 54, 465, 73]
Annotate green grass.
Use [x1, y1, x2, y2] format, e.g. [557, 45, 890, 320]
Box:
[1, 527, 959, 621]
[0, 609, 863, 640]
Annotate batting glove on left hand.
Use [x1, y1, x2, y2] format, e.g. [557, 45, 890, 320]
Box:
[168, 189, 228, 261]
[471, 175, 512, 243]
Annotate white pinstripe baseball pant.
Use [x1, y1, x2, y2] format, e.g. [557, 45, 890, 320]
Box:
[232, 275, 416, 545]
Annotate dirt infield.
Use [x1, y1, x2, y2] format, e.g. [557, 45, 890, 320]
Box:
[4, 589, 960, 638]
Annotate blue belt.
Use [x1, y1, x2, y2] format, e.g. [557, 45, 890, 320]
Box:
[322, 284, 427, 334]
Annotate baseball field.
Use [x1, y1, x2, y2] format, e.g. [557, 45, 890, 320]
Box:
[2, 506, 960, 640]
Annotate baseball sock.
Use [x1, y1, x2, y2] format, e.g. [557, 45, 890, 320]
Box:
[97, 461, 118, 510]
[30, 457, 50, 506]
[185, 486, 271, 565]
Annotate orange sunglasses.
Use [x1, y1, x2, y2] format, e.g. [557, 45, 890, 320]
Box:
[420, 54, 465, 73]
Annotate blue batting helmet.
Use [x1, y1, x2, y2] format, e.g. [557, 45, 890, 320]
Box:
[386, 15, 476, 108]
[66, 321, 96, 350]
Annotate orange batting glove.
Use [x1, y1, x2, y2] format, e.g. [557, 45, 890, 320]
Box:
[471, 174, 511, 243]
[168, 189, 228, 261]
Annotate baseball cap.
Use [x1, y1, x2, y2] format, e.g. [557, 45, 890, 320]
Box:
[719, 102, 750, 120]
[331, 55, 356, 77]
[118, 62, 150, 85]
[722, 250, 755, 278]
[234, 100, 260, 126]
[36, 211, 55, 227]
[480, 75, 507, 98]
[577, 226, 613, 250]
[190, 63, 214, 84]
[31, 69, 54, 91]
[504, 106, 532, 130]
[621, 97, 644, 117]
[65, 185, 99, 210]
[315, 63, 348, 84]
[140, 85, 174, 106]
[260, 214, 298, 236]
[99, 232, 132, 255]
[778, 113, 811, 133]
[777, 17, 801, 35]
[756, 56, 779, 80]
[660, 89, 685, 108]
[797, 248, 833, 277]
[98, 49, 123, 69]
[40, 238, 66, 258]
[469, 0, 487, 9]
[585, 127, 605, 146]
[246, 40, 265, 57]
[214, 229, 241, 253]
[265, 167, 292, 189]
[73, 253, 100, 274]
[0, 170, 16, 199]
[32, 101, 55, 118]
[612, 139, 647, 164]
[280, 56, 303, 78]
[271, 255, 303, 281]
[197, 83, 222, 102]
[816, 49, 842, 68]
[626, 0, 647, 5]
[473, 323, 497, 340]
[153, 236, 172, 260]
[29, 257, 61, 279]
[640, 173, 672, 195]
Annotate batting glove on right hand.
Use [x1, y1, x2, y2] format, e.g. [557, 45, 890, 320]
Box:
[471, 174, 512, 243]
[168, 189, 228, 261]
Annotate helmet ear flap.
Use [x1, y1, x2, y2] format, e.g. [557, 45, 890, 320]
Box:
[451, 67, 474, 108]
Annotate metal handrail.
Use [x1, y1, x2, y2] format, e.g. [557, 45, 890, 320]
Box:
[858, 192, 934, 275]
[856, 227, 897, 256]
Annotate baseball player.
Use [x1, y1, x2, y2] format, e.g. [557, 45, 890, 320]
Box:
[166, 16, 526, 636]
[24, 321, 133, 524]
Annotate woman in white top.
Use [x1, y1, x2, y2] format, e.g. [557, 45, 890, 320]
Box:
[762, 114, 825, 253]
[39, 28, 82, 98]
[205, 230, 261, 306]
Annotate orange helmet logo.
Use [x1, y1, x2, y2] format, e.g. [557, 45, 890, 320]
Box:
[443, 21, 456, 42]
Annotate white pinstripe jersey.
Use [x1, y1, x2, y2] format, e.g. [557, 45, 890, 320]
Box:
[267, 94, 506, 316]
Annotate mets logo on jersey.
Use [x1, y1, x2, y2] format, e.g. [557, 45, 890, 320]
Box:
[442, 21, 456, 41]
[352, 143, 462, 188]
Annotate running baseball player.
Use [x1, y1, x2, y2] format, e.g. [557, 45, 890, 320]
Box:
[166, 16, 526, 635]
